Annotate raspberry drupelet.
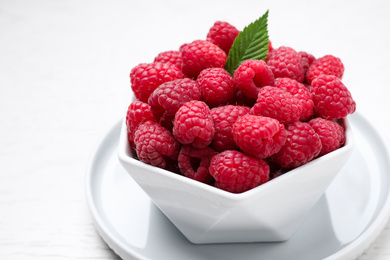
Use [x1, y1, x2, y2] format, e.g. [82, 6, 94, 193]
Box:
[126, 101, 155, 147]
[310, 75, 356, 120]
[209, 150, 270, 193]
[178, 144, 216, 184]
[130, 62, 184, 102]
[250, 86, 303, 125]
[173, 100, 215, 149]
[210, 105, 250, 152]
[196, 68, 237, 107]
[266, 46, 305, 83]
[181, 40, 227, 79]
[309, 118, 346, 156]
[232, 114, 287, 159]
[271, 122, 322, 169]
[133, 121, 180, 169]
[305, 55, 344, 84]
[233, 59, 275, 100]
[148, 78, 201, 130]
[206, 21, 240, 54]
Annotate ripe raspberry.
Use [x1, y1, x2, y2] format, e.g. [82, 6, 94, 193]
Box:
[154, 50, 183, 70]
[173, 100, 215, 148]
[306, 55, 344, 84]
[250, 86, 303, 124]
[148, 78, 201, 130]
[209, 150, 270, 193]
[181, 40, 227, 79]
[134, 121, 180, 169]
[126, 101, 156, 147]
[274, 77, 314, 121]
[271, 122, 322, 169]
[234, 59, 275, 99]
[178, 144, 216, 183]
[309, 118, 346, 156]
[266, 46, 305, 83]
[206, 21, 240, 54]
[232, 114, 287, 159]
[299, 51, 316, 76]
[130, 62, 184, 102]
[196, 68, 237, 107]
[210, 105, 250, 152]
[311, 75, 356, 120]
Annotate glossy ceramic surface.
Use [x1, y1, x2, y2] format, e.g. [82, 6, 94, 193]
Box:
[117, 116, 353, 244]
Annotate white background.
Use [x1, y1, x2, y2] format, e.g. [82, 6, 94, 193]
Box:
[1, 0, 390, 259]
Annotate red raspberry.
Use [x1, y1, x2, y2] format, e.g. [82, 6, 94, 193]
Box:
[154, 50, 182, 70]
[196, 68, 237, 107]
[178, 144, 216, 183]
[232, 114, 287, 159]
[173, 100, 215, 148]
[309, 118, 346, 156]
[206, 21, 240, 54]
[134, 121, 180, 169]
[126, 101, 156, 147]
[250, 86, 303, 124]
[311, 75, 356, 120]
[306, 55, 344, 84]
[274, 77, 314, 121]
[266, 46, 305, 83]
[209, 150, 270, 193]
[234, 59, 275, 99]
[148, 78, 201, 130]
[271, 122, 322, 169]
[130, 62, 184, 102]
[210, 105, 250, 152]
[181, 40, 227, 79]
[299, 51, 316, 76]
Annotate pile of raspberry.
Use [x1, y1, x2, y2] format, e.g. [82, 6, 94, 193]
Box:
[126, 20, 356, 194]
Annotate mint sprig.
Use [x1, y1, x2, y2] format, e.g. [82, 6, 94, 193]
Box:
[225, 10, 269, 76]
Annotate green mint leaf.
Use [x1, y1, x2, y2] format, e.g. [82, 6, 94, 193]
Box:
[225, 10, 269, 76]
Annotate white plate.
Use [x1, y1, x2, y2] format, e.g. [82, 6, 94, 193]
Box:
[86, 112, 390, 260]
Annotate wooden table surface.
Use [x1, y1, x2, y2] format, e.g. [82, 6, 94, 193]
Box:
[1, 0, 390, 259]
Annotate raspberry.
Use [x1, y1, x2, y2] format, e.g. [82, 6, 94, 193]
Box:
[148, 78, 201, 130]
[311, 75, 356, 120]
[309, 118, 346, 156]
[181, 40, 227, 79]
[206, 21, 240, 54]
[126, 101, 156, 147]
[178, 144, 216, 183]
[209, 150, 270, 193]
[306, 55, 344, 84]
[134, 121, 180, 169]
[266, 46, 305, 83]
[250, 86, 303, 124]
[232, 114, 287, 159]
[154, 50, 183, 70]
[130, 62, 184, 102]
[210, 105, 250, 152]
[196, 68, 237, 107]
[274, 77, 314, 121]
[271, 122, 322, 169]
[173, 100, 215, 148]
[234, 59, 275, 99]
[299, 51, 316, 76]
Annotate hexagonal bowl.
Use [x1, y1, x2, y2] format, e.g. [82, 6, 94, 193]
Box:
[118, 116, 354, 244]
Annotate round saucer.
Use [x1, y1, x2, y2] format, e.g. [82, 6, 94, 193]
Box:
[86, 112, 390, 260]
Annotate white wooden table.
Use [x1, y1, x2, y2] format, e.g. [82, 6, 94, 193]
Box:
[1, 0, 390, 259]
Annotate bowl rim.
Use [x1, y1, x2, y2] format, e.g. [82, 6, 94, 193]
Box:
[118, 116, 354, 202]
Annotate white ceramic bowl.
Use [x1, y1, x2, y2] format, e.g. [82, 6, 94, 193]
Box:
[118, 116, 354, 244]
